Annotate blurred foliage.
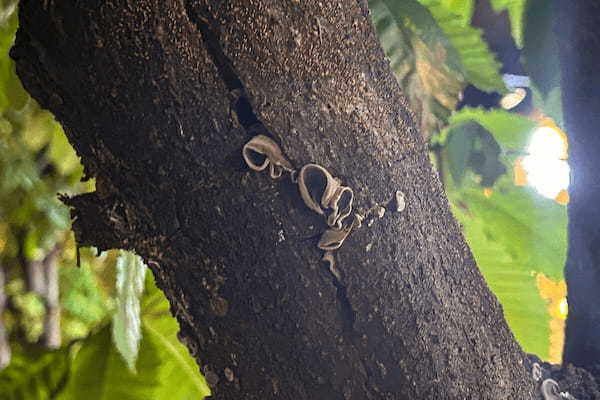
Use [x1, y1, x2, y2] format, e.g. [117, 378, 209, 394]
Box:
[56, 275, 210, 400]
[0, 343, 70, 400]
[418, 0, 506, 93]
[370, 0, 505, 139]
[372, 0, 567, 360]
[445, 120, 506, 187]
[444, 0, 526, 46]
[439, 107, 567, 359]
[0, 0, 569, 398]
[448, 175, 567, 359]
[490, 0, 527, 47]
[0, 2, 209, 399]
[112, 251, 146, 372]
[0, 271, 211, 400]
[522, 0, 560, 98]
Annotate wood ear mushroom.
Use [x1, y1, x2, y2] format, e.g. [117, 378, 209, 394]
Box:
[298, 163, 338, 215]
[242, 134, 293, 178]
[242, 136, 363, 256]
[318, 226, 353, 251]
[325, 185, 354, 229]
[298, 164, 354, 229]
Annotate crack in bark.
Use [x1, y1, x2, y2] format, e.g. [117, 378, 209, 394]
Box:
[322, 259, 377, 395]
[323, 261, 357, 333]
[185, 0, 364, 351]
[183, 1, 263, 133]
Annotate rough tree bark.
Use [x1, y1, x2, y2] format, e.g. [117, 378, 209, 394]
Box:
[11, 0, 541, 398]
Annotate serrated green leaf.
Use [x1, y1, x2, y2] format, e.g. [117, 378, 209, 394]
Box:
[439, 0, 474, 25]
[418, 0, 507, 92]
[0, 344, 71, 400]
[370, 0, 465, 138]
[380, 0, 464, 70]
[452, 181, 566, 280]
[440, 106, 537, 150]
[448, 179, 566, 359]
[522, 0, 560, 98]
[371, 0, 506, 136]
[491, 0, 527, 47]
[112, 251, 146, 372]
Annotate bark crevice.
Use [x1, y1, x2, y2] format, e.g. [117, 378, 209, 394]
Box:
[323, 259, 357, 333]
[184, 1, 265, 135]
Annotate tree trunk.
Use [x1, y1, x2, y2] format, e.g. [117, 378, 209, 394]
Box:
[556, 0, 600, 378]
[12, 0, 537, 398]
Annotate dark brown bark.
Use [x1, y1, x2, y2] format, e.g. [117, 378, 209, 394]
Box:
[13, 0, 537, 398]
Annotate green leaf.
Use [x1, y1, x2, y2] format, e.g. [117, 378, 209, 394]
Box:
[112, 251, 146, 372]
[48, 124, 82, 177]
[448, 180, 566, 359]
[142, 277, 211, 400]
[440, 106, 537, 150]
[0, 2, 27, 113]
[0, 344, 71, 400]
[444, 119, 513, 187]
[58, 284, 211, 400]
[60, 265, 111, 327]
[522, 0, 560, 98]
[381, 0, 464, 70]
[531, 85, 563, 129]
[56, 326, 162, 400]
[490, 0, 527, 47]
[370, 0, 465, 138]
[451, 181, 567, 280]
[445, 121, 477, 184]
[370, 0, 506, 136]
[470, 127, 506, 187]
[438, 0, 474, 26]
[418, 0, 507, 92]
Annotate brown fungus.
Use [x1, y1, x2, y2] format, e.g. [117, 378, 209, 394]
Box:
[242, 135, 293, 178]
[325, 185, 354, 229]
[318, 226, 353, 251]
[298, 163, 338, 215]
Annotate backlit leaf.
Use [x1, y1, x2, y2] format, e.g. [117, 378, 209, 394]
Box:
[112, 251, 146, 372]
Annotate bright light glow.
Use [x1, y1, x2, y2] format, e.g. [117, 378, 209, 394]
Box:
[559, 298, 568, 319]
[522, 126, 569, 199]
